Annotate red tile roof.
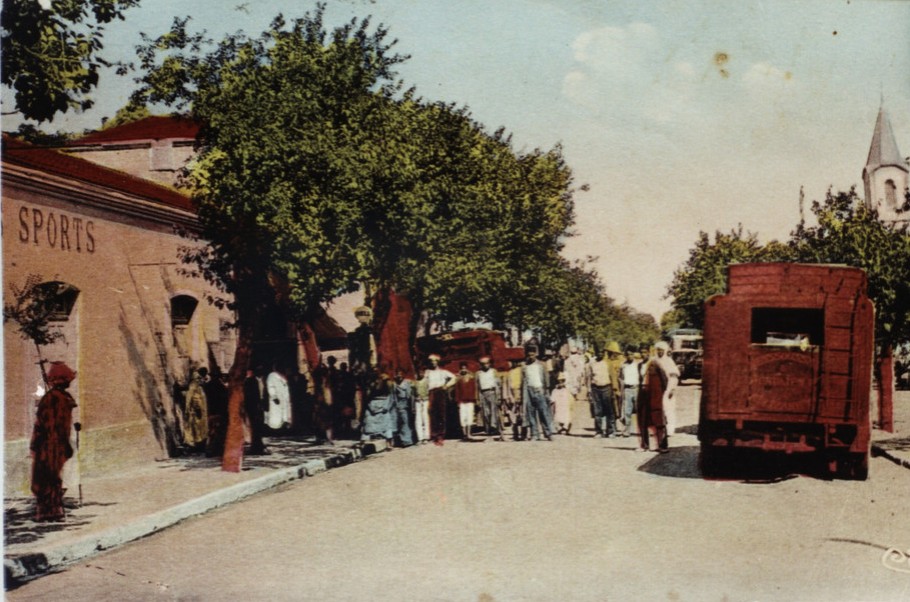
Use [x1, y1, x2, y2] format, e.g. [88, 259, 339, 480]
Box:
[2, 135, 194, 212]
[71, 115, 200, 145]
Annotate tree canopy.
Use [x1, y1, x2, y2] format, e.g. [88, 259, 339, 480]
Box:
[666, 225, 793, 330]
[2, 0, 139, 122]
[667, 189, 910, 350]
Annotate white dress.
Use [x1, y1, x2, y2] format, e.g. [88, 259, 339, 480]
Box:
[265, 371, 292, 429]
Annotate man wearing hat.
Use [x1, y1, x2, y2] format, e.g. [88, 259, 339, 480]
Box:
[606, 341, 624, 432]
[585, 346, 617, 437]
[475, 356, 503, 440]
[30, 361, 78, 521]
[425, 354, 456, 446]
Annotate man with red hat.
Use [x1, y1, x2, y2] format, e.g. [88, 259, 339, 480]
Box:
[30, 361, 78, 521]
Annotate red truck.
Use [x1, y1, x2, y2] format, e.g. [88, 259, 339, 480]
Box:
[415, 328, 525, 373]
[698, 263, 874, 480]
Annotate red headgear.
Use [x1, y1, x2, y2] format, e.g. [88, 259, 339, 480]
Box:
[47, 361, 76, 384]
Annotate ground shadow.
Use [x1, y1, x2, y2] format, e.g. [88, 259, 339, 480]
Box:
[4, 498, 102, 545]
[636, 445, 809, 482]
[873, 436, 910, 454]
[162, 436, 368, 472]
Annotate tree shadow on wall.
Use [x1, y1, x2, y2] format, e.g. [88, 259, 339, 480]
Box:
[118, 305, 181, 458]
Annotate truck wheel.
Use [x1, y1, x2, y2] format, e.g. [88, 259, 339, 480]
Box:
[699, 444, 726, 478]
[842, 453, 869, 481]
[830, 452, 869, 481]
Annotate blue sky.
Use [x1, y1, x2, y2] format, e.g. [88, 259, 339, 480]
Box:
[4, 0, 909, 320]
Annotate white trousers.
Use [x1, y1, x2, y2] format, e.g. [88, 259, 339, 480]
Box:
[414, 400, 430, 442]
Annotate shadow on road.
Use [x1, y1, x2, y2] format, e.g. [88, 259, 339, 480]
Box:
[636, 445, 807, 483]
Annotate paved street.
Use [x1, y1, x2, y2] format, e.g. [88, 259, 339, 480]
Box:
[9, 384, 910, 601]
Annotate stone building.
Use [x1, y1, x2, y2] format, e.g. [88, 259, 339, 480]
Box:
[2, 133, 236, 496]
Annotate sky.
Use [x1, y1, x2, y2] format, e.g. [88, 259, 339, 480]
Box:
[4, 0, 909, 321]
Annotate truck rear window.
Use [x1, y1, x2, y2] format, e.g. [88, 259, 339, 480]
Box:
[750, 308, 825, 347]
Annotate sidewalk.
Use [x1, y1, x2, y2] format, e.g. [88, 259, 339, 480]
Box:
[5, 391, 909, 589]
[4, 435, 390, 589]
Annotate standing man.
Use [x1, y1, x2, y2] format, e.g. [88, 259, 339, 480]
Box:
[507, 359, 526, 440]
[619, 348, 641, 438]
[425, 354, 456, 446]
[183, 367, 209, 452]
[654, 341, 680, 438]
[637, 341, 672, 453]
[585, 348, 616, 438]
[522, 346, 554, 441]
[454, 363, 477, 441]
[242, 365, 270, 455]
[606, 342, 624, 433]
[389, 369, 415, 447]
[30, 361, 78, 522]
[414, 369, 431, 444]
[203, 368, 229, 458]
[475, 356, 503, 440]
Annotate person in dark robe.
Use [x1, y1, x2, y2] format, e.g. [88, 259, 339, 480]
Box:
[637, 343, 669, 453]
[242, 365, 270, 455]
[335, 362, 358, 438]
[30, 361, 78, 522]
[204, 368, 229, 457]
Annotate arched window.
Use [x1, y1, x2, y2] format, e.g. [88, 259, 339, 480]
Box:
[34, 281, 79, 321]
[885, 179, 897, 209]
[170, 295, 198, 327]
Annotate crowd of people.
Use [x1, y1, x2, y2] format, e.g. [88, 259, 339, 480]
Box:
[352, 340, 681, 453]
[27, 341, 680, 522]
[168, 340, 684, 459]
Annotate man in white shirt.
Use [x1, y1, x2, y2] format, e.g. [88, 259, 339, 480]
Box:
[619, 348, 641, 437]
[425, 354, 456, 446]
[475, 356, 503, 440]
[585, 349, 616, 437]
[522, 347, 554, 441]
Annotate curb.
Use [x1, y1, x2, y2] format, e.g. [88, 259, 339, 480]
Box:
[871, 442, 910, 470]
[4, 440, 389, 588]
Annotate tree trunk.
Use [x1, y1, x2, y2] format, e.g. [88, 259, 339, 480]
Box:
[221, 318, 254, 472]
[371, 286, 417, 379]
[878, 344, 894, 433]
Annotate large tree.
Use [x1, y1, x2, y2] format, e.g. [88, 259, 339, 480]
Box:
[789, 188, 910, 430]
[2, 0, 139, 122]
[131, 7, 408, 470]
[666, 225, 792, 329]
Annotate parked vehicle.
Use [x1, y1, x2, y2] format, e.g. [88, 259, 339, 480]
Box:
[698, 263, 874, 480]
[415, 328, 525, 373]
[666, 328, 703, 381]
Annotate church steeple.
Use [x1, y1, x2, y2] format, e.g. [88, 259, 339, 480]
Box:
[864, 106, 908, 175]
[862, 103, 908, 223]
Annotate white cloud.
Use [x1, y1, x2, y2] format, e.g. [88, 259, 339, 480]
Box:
[742, 61, 794, 89]
[562, 23, 697, 126]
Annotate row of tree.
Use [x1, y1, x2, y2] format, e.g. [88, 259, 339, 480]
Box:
[119, 7, 657, 467]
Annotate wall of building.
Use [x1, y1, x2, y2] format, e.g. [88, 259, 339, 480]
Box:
[66, 141, 195, 189]
[3, 175, 235, 496]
